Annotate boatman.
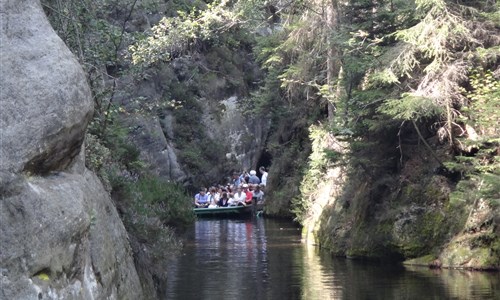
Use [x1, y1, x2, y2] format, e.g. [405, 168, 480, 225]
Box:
[259, 166, 268, 186]
[194, 187, 209, 208]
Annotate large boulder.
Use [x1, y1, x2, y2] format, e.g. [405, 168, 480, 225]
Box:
[0, 1, 143, 299]
[0, 0, 91, 174]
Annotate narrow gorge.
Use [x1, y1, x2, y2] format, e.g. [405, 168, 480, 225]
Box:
[1, 0, 498, 299]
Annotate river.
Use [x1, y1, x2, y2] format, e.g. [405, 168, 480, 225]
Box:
[165, 218, 499, 299]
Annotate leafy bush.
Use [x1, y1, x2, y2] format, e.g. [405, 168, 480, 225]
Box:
[122, 176, 195, 227]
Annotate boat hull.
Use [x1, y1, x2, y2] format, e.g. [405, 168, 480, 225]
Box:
[194, 205, 253, 217]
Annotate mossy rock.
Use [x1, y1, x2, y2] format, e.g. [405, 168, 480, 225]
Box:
[403, 254, 437, 267]
[439, 232, 500, 270]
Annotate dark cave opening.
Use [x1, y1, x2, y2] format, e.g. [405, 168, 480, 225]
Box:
[256, 149, 272, 178]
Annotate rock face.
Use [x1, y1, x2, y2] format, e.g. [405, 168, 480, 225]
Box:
[113, 58, 268, 186]
[301, 143, 499, 270]
[0, 0, 91, 175]
[126, 114, 187, 182]
[0, 1, 143, 299]
[201, 96, 270, 171]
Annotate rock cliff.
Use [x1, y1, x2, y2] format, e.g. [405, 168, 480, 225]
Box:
[0, 0, 143, 298]
[300, 129, 499, 270]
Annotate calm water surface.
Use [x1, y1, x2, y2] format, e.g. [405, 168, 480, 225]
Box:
[165, 218, 499, 300]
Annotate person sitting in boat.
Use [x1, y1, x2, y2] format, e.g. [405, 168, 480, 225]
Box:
[233, 186, 247, 206]
[218, 192, 229, 207]
[242, 184, 253, 205]
[248, 170, 260, 185]
[227, 192, 237, 206]
[252, 184, 265, 204]
[208, 187, 220, 207]
[194, 187, 209, 208]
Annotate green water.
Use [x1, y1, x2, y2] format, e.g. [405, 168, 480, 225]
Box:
[165, 218, 499, 299]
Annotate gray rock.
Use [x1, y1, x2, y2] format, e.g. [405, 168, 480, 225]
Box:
[126, 115, 187, 182]
[202, 96, 270, 170]
[0, 0, 92, 174]
[0, 1, 143, 298]
[0, 170, 143, 300]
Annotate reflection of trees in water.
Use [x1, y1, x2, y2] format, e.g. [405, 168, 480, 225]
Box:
[308, 258, 499, 300]
[166, 219, 498, 299]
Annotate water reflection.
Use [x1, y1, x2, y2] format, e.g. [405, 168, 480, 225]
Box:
[165, 218, 499, 300]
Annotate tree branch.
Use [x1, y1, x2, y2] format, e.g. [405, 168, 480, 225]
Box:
[411, 119, 444, 166]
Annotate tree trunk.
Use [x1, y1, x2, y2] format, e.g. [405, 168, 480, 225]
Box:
[326, 0, 340, 123]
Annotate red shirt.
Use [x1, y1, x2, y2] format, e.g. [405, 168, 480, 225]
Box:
[244, 190, 253, 203]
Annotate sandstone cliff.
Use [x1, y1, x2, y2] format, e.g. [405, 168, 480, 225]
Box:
[0, 1, 143, 298]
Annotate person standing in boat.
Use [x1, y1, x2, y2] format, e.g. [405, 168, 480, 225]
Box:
[248, 170, 260, 185]
[240, 169, 249, 185]
[259, 166, 268, 186]
[231, 172, 242, 188]
[194, 187, 209, 208]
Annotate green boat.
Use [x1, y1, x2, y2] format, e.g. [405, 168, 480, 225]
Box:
[194, 205, 254, 217]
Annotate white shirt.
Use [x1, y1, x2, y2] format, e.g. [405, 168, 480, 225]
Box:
[233, 192, 246, 204]
[261, 172, 268, 186]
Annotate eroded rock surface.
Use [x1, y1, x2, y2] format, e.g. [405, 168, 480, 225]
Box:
[0, 1, 142, 298]
[0, 0, 91, 174]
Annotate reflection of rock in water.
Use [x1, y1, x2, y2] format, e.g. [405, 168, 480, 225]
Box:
[404, 266, 500, 300]
[301, 243, 343, 299]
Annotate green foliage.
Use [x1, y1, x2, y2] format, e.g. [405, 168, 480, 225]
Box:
[393, 0, 471, 77]
[43, 0, 137, 122]
[85, 133, 112, 172]
[123, 176, 195, 226]
[461, 68, 500, 138]
[449, 172, 500, 208]
[378, 94, 443, 121]
[265, 136, 311, 217]
[446, 67, 500, 207]
[292, 125, 346, 223]
[129, 1, 249, 66]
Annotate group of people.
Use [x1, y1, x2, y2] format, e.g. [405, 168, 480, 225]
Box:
[194, 167, 268, 208]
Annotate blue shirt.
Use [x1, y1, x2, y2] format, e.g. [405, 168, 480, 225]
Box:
[248, 175, 260, 184]
[195, 193, 209, 204]
[232, 177, 241, 187]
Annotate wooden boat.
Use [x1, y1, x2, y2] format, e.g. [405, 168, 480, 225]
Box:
[194, 205, 254, 217]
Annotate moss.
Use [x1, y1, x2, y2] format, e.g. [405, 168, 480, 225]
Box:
[403, 254, 436, 266]
[36, 272, 50, 281]
[33, 268, 51, 282]
[483, 237, 500, 267]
